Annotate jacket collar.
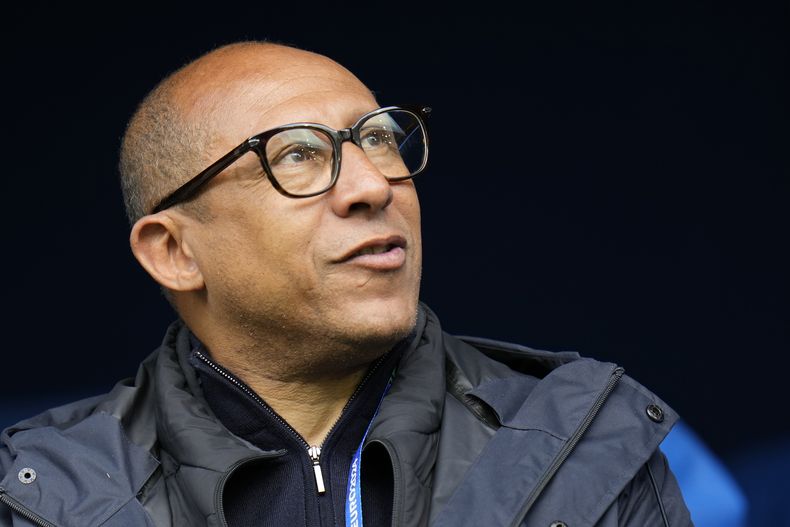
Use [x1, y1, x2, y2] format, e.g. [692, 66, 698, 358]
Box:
[152, 322, 270, 472]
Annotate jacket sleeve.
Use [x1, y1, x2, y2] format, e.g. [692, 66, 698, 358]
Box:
[616, 448, 694, 526]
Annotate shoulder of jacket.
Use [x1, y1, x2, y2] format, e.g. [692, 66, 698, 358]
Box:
[2, 392, 108, 441]
[0, 330, 174, 470]
[0, 325, 187, 527]
[431, 333, 683, 526]
[439, 331, 678, 442]
[0, 410, 160, 527]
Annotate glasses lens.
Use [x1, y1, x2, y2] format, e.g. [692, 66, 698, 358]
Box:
[359, 109, 427, 180]
[264, 128, 335, 195]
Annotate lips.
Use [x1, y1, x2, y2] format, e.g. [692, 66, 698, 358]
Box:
[354, 242, 401, 257]
[336, 235, 408, 270]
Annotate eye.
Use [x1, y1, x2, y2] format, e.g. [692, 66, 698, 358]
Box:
[272, 144, 324, 166]
[360, 128, 397, 150]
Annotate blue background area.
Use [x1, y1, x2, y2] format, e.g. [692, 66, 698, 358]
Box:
[662, 421, 747, 526]
[3, 2, 787, 523]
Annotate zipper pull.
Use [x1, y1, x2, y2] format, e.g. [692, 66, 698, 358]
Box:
[308, 445, 326, 494]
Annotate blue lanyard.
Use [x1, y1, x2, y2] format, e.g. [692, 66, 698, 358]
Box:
[345, 370, 395, 527]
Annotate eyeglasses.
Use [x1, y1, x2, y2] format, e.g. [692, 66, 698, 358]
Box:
[150, 105, 431, 214]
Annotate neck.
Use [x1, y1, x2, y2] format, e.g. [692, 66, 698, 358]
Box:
[196, 339, 378, 447]
[245, 368, 369, 446]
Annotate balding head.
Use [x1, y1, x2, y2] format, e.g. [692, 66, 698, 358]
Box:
[119, 41, 359, 224]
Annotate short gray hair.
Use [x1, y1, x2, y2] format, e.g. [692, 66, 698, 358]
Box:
[118, 66, 212, 225]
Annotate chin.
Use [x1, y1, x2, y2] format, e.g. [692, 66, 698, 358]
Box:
[330, 297, 419, 357]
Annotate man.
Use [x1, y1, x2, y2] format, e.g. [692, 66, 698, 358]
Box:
[0, 42, 691, 526]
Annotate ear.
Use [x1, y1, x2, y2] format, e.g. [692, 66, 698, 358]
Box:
[129, 213, 205, 292]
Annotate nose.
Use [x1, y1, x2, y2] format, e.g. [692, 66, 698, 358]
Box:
[328, 142, 393, 217]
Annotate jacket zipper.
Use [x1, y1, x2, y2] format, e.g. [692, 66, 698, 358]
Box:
[510, 366, 625, 527]
[308, 445, 326, 493]
[0, 488, 57, 527]
[195, 350, 387, 508]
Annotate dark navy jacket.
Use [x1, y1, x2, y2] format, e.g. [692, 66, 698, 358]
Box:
[0, 305, 692, 526]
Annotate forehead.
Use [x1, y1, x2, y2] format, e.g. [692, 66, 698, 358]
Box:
[182, 47, 380, 147]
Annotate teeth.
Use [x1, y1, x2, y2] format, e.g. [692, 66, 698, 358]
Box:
[357, 245, 390, 256]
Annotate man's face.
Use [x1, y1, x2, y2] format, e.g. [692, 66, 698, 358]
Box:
[179, 49, 422, 372]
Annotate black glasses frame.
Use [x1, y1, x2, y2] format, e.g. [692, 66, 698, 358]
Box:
[150, 105, 431, 214]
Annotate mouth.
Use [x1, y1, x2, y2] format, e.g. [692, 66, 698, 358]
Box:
[337, 235, 408, 270]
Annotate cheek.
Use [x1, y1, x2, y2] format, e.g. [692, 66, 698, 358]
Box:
[247, 223, 315, 279]
[254, 213, 328, 291]
[204, 225, 319, 309]
[396, 186, 422, 240]
[221, 190, 318, 264]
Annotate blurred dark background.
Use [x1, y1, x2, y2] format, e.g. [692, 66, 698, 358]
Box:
[3, 1, 788, 521]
